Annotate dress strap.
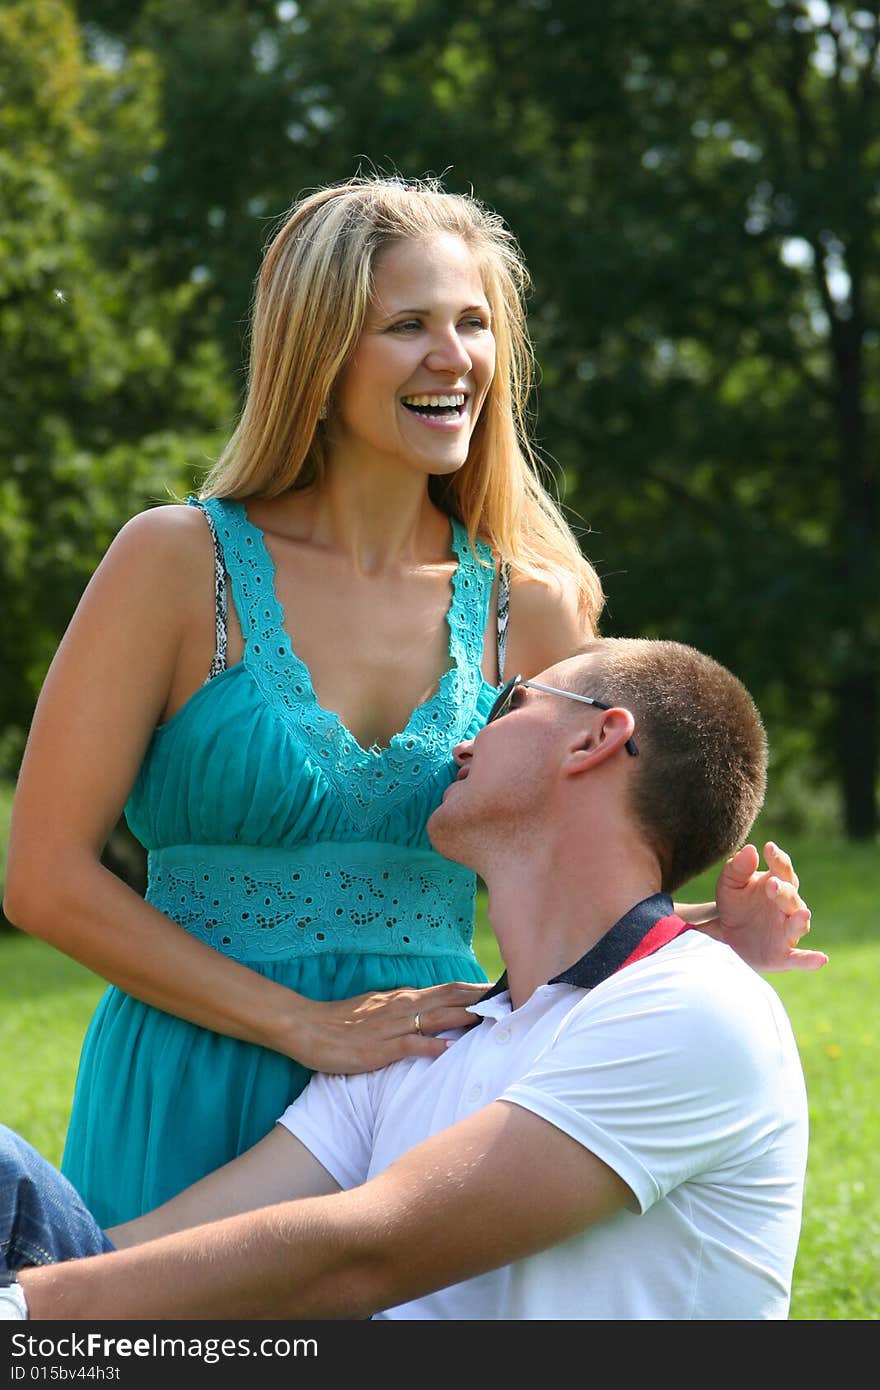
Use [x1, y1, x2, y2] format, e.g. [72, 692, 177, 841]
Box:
[497, 560, 511, 683]
[187, 498, 228, 682]
[448, 519, 495, 674]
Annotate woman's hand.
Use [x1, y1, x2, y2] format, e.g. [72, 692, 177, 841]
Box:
[712, 841, 828, 973]
[293, 980, 490, 1074]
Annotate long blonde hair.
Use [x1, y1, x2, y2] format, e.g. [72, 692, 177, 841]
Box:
[200, 174, 603, 627]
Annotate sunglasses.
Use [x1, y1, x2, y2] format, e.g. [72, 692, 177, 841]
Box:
[486, 674, 640, 757]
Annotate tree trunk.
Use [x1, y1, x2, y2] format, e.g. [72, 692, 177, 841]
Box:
[832, 317, 878, 838]
[838, 670, 878, 839]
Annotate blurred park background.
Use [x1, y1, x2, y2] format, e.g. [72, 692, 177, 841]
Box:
[0, 0, 878, 1319]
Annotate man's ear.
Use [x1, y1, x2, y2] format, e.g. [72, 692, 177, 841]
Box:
[561, 708, 636, 776]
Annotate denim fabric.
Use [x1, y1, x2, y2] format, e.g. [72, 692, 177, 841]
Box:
[0, 1124, 114, 1268]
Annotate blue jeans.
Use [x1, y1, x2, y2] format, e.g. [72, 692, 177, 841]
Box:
[0, 1124, 114, 1269]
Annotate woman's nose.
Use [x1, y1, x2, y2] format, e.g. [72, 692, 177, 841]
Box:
[425, 328, 472, 375]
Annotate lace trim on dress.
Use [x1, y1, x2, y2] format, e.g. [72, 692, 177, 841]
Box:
[147, 842, 478, 962]
[193, 498, 510, 691]
[191, 499, 496, 831]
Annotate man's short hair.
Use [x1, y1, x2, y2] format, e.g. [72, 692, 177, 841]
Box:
[576, 638, 768, 893]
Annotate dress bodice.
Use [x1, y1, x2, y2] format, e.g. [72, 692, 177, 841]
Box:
[127, 497, 497, 846]
[123, 497, 500, 962]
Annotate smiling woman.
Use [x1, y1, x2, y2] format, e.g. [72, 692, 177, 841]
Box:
[3, 174, 817, 1235]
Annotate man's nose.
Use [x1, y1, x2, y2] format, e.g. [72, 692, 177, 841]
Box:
[453, 738, 474, 767]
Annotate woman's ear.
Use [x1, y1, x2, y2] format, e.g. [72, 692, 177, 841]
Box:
[561, 708, 636, 777]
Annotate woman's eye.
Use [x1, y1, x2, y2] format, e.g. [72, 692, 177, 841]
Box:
[388, 317, 489, 333]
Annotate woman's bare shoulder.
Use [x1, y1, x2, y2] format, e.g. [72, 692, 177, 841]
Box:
[505, 566, 594, 678]
[101, 502, 214, 591]
[113, 500, 210, 548]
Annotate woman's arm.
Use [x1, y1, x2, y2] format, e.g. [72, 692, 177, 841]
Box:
[3, 507, 484, 1071]
[678, 840, 826, 972]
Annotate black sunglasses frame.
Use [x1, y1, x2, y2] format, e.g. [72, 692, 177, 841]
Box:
[486, 675, 639, 757]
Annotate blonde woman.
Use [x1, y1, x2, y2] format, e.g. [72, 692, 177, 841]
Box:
[4, 177, 819, 1228]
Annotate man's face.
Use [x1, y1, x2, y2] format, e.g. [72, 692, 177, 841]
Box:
[427, 657, 596, 866]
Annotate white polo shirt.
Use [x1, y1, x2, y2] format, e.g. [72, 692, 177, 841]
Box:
[279, 915, 808, 1320]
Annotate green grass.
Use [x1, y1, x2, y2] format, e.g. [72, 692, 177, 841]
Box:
[1, 832, 877, 1320]
[0, 936, 104, 1161]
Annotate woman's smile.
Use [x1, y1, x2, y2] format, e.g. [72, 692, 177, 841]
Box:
[400, 390, 470, 430]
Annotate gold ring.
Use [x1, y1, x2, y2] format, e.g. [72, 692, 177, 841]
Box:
[413, 1012, 423, 1036]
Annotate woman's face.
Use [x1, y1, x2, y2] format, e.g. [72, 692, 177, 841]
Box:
[329, 232, 496, 480]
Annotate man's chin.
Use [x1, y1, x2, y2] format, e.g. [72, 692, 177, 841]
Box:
[426, 804, 474, 870]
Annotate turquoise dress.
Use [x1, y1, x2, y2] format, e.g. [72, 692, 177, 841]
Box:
[61, 498, 498, 1227]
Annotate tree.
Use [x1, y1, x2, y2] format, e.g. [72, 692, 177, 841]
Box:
[263, 0, 878, 836]
[16, 0, 880, 836]
[0, 0, 231, 768]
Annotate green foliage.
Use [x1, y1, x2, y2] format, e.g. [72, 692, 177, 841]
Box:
[57, 0, 879, 836]
[0, 0, 232, 767]
[4, 1, 880, 829]
[0, 780, 11, 910]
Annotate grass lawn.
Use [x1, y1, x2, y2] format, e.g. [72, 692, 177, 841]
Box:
[1, 831, 877, 1320]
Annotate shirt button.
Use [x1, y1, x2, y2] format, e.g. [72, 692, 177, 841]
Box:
[495, 1027, 511, 1044]
[467, 1084, 483, 1103]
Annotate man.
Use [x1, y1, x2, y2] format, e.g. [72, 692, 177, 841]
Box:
[1, 638, 812, 1320]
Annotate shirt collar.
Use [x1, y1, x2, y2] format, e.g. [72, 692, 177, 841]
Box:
[480, 892, 687, 1001]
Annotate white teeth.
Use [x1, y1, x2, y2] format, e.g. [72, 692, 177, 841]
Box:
[401, 393, 465, 408]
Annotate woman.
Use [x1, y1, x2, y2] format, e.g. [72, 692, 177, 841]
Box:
[3, 176, 818, 1228]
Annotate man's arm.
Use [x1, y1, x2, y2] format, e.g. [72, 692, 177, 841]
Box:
[21, 1103, 631, 1320]
[107, 1127, 340, 1248]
